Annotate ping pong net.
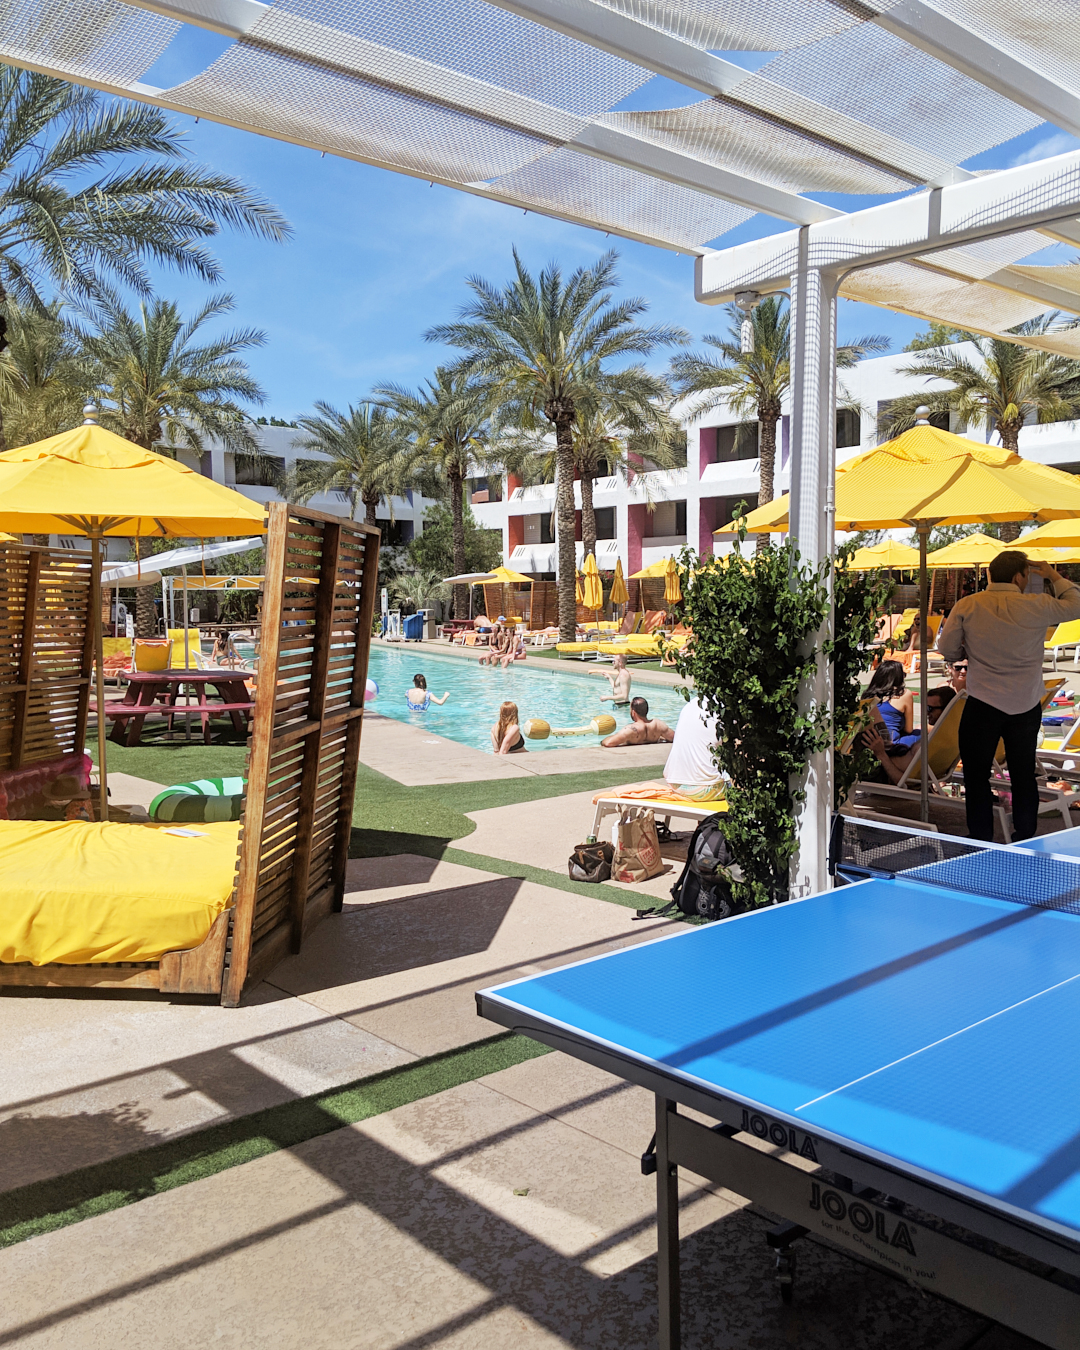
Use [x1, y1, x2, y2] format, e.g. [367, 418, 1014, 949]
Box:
[830, 816, 1080, 916]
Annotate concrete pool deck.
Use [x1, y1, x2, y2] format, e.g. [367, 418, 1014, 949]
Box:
[0, 754, 1035, 1348]
[360, 711, 674, 787]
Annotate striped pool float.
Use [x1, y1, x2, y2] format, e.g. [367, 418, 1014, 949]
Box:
[149, 777, 245, 822]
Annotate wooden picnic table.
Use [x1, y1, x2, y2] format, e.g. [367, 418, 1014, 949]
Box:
[102, 669, 254, 746]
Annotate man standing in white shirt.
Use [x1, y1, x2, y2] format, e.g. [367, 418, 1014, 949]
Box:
[937, 549, 1080, 840]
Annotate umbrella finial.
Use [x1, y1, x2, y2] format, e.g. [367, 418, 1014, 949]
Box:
[82, 402, 99, 425]
[915, 406, 931, 423]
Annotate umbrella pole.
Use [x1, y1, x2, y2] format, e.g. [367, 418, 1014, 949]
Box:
[918, 524, 930, 823]
[91, 530, 109, 823]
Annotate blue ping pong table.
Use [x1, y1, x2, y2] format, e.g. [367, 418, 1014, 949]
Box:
[477, 819, 1080, 1349]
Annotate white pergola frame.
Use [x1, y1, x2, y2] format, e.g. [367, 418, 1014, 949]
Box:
[13, 0, 1080, 889]
[698, 150, 1080, 894]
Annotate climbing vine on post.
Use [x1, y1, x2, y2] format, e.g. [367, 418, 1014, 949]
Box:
[670, 530, 889, 907]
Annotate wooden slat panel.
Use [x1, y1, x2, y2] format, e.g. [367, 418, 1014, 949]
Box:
[223, 504, 378, 1005]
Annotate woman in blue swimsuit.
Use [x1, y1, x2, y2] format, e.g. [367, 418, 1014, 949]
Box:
[865, 659, 919, 752]
[406, 673, 450, 710]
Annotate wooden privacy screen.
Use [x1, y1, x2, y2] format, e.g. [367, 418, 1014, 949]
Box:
[222, 502, 380, 1005]
[0, 508, 378, 1004]
[0, 544, 93, 776]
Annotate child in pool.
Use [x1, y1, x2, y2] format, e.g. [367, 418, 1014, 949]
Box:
[406, 673, 449, 710]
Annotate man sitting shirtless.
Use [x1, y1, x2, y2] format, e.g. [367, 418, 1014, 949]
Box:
[597, 654, 631, 706]
[601, 696, 675, 747]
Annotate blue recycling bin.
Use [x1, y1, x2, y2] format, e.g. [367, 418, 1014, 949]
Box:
[403, 613, 424, 642]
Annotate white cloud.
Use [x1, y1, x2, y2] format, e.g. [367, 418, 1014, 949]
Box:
[1009, 132, 1080, 167]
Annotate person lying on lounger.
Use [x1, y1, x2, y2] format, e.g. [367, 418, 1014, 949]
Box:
[601, 697, 674, 747]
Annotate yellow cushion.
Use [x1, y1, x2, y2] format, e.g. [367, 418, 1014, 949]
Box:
[132, 639, 172, 672]
[0, 820, 239, 964]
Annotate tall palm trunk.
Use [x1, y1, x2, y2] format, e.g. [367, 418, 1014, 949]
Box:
[449, 470, 468, 621]
[998, 419, 1022, 541]
[554, 416, 578, 642]
[363, 494, 378, 526]
[0, 282, 10, 452]
[580, 469, 597, 561]
[755, 406, 779, 553]
[134, 538, 157, 637]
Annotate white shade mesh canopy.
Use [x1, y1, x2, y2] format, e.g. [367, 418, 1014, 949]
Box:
[2, 0, 1080, 334]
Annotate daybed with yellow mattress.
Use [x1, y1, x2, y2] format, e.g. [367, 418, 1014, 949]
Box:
[0, 504, 381, 1005]
[0, 819, 240, 990]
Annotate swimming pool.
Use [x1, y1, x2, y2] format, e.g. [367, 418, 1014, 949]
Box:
[364, 645, 687, 753]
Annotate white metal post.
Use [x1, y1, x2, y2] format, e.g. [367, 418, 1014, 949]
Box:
[787, 237, 838, 899]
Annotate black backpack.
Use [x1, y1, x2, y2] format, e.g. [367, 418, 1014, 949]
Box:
[633, 813, 745, 923]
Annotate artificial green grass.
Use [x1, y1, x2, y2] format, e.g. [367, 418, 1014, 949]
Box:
[0, 1031, 550, 1251]
[349, 760, 668, 857]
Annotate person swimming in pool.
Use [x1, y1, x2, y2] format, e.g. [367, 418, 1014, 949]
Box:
[597, 654, 631, 706]
[406, 673, 449, 710]
[492, 700, 527, 753]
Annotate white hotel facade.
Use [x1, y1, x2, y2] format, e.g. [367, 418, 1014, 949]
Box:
[50, 348, 1080, 564]
[469, 348, 1080, 575]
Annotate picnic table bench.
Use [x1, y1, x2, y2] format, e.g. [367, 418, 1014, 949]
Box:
[98, 669, 254, 746]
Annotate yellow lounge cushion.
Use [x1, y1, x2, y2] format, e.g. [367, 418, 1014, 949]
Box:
[0, 819, 240, 964]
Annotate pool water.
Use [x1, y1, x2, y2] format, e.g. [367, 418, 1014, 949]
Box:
[364, 645, 687, 753]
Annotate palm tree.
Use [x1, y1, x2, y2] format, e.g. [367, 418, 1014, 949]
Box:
[388, 567, 451, 618]
[78, 290, 267, 454]
[427, 250, 687, 641]
[886, 314, 1080, 540]
[289, 401, 410, 526]
[506, 378, 682, 561]
[0, 299, 87, 448]
[78, 290, 267, 636]
[0, 69, 289, 447]
[671, 296, 889, 543]
[376, 367, 492, 620]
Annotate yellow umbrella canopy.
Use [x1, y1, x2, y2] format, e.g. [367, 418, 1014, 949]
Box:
[848, 540, 921, 570]
[1018, 519, 1080, 549]
[726, 424, 1080, 536]
[486, 564, 533, 584]
[0, 417, 268, 822]
[574, 570, 583, 603]
[582, 552, 603, 611]
[610, 556, 629, 607]
[664, 555, 682, 605]
[629, 558, 674, 580]
[923, 532, 1005, 568]
[0, 423, 268, 536]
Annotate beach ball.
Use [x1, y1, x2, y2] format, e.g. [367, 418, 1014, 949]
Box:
[365, 678, 379, 702]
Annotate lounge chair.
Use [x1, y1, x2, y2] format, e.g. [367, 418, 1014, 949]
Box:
[852, 689, 967, 809]
[131, 637, 173, 672]
[1046, 618, 1080, 670]
[556, 610, 641, 659]
[590, 782, 727, 843]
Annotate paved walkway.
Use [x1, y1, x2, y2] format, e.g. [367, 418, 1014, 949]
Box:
[0, 769, 1037, 1348]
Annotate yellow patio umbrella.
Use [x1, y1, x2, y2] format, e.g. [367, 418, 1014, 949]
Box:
[923, 532, 1004, 568]
[0, 410, 266, 821]
[575, 569, 584, 604]
[486, 564, 532, 584]
[1018, 520, 1080, 549]
[848, 539, 921, 570]
[581, 552, 603, 611]
[719, 413, 1080, 820]
[629, 558, 672, 580]
[664, 555, 682, 605]
[610, 557, 629, 608]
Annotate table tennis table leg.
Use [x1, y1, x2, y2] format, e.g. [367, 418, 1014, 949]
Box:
[655, 1096, 681, 1350]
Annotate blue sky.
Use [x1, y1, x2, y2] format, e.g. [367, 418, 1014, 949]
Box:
[134, 26, 1080, 420]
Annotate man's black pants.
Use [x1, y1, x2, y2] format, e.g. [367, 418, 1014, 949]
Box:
[957, 695, 1042, 841]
